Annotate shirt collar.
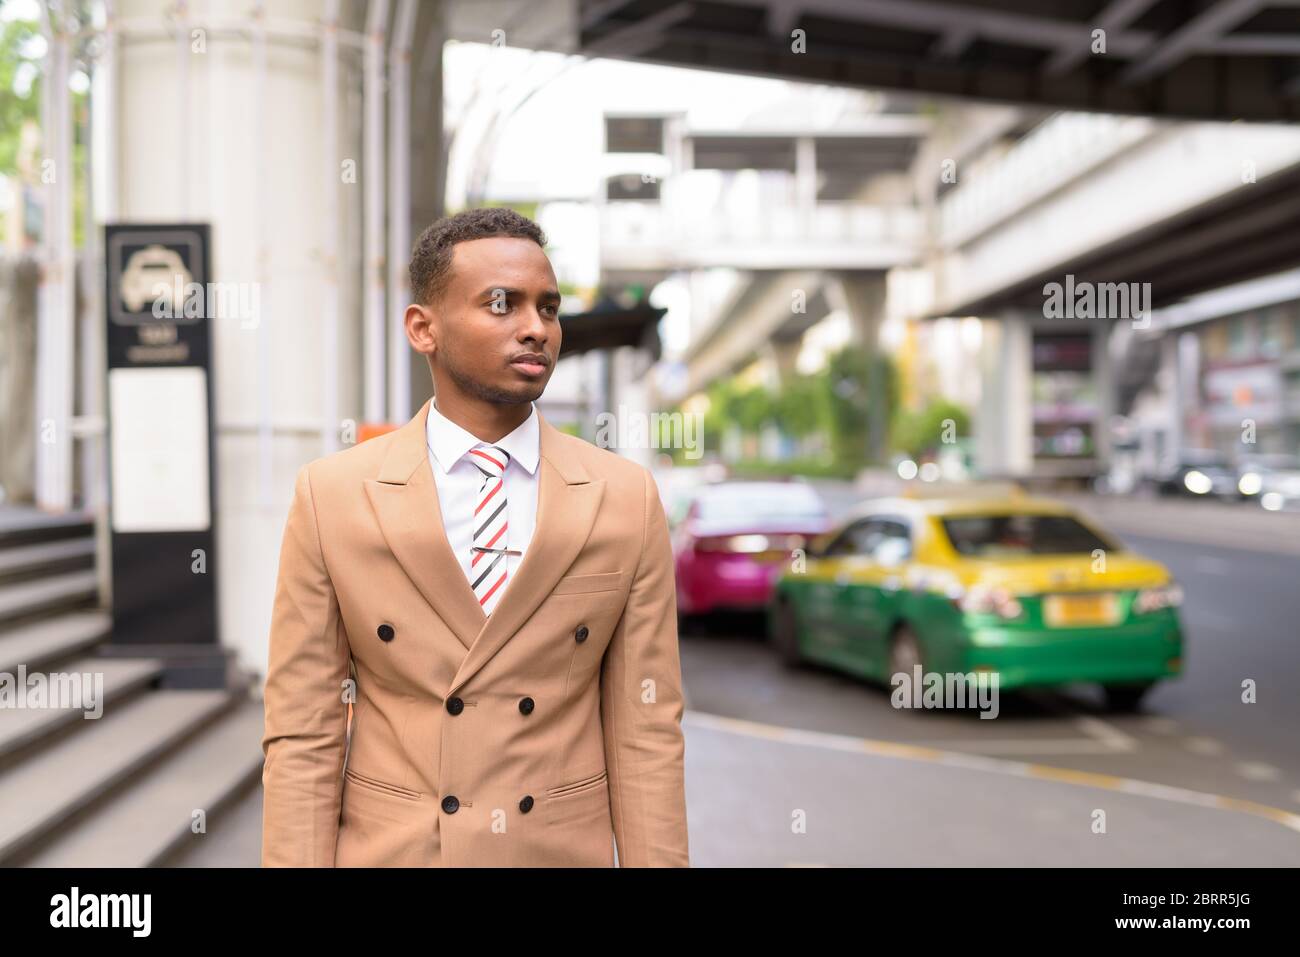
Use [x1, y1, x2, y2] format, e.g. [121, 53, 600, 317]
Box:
[426, 400, 541, 477]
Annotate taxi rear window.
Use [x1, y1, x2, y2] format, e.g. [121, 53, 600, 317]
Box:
[940, 514, 1116, 556]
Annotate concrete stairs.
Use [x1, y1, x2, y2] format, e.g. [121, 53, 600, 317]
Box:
[0, 507, 265, 866]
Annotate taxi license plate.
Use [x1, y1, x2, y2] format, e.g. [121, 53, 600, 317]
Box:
[1043, 593, 1118, 627]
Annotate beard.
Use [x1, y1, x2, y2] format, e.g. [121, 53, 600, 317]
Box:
[440, 344, 543, 405]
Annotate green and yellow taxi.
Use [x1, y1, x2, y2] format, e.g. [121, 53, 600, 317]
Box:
[768, 490, 1184, 711]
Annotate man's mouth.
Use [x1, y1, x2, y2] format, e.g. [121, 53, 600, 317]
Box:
[510, 355, 549, 377]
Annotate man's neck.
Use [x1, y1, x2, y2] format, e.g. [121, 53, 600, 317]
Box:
[433, 395, 531, 444]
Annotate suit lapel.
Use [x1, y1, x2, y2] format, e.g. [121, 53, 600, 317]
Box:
[364, 397, 486, 651]
[448, 411, 605, 696]
[364, 398, 606, 690]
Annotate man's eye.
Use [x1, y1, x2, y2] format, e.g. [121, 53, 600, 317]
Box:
[487, 299, 511, 314]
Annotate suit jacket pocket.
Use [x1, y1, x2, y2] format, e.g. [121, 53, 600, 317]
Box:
[547, 767, 608, 797]
[552, 571, 622, 596]
[344, 766, 421, 801]
[544, 768, 611, 828]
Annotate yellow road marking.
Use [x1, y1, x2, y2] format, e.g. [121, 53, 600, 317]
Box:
[683, 709, 1300, 835]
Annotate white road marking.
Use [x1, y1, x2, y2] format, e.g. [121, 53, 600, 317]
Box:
[1071, 715, 1139, 752]
[1142, 716, 1180, 734]
[1236, 762, 1282, 782]
[907, 739, 1129, 756]
[1021, 689, 1137, 752]
[1186, 736, 1225, 755]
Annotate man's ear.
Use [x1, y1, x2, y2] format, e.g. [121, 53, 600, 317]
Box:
[405, 302, 437, 357]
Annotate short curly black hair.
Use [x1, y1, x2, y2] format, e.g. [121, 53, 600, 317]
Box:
[409, 207, 548, 306]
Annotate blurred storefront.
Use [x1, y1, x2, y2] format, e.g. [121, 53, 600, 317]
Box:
[1183, 299, 1300, 456]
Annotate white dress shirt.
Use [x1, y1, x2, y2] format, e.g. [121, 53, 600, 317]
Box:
[426, 400, 540, 599]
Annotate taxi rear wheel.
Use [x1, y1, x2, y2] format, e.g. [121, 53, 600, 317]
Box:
[888, 625, 925, 679]
[770, 598, 804, 668]
[1102, 682, 1154, 713]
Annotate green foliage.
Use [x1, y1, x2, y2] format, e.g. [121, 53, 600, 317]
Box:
[727, 457, 857, 480]
[1, 13, 91, 248]
[728, 383, 775, 432]
[666, 345, 900, 477]
[0, 17, 40, 175]
[771, 372, 825, 438]
[891, 398, 971, 458]
[823, 347, 897, 468]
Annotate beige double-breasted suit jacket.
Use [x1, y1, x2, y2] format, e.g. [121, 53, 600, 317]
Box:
[260, 397, 689, 866]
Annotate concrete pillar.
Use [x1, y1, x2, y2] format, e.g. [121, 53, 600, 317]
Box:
[407, 0, 446, 413]
[766, 338, 802, 387]
[833, 271, 887, 349]
[115, 0, 369, 677]
[1092, 323, 1116, 469]
[1159, 332, 1182, 473]
[975, 312, 1033, 477]
[831, 271, 888, 463]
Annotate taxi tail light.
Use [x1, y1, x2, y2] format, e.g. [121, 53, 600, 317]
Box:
[954, 584, 1024, 620]
[694, 534, 771, 554]
[1134, 582, 1183, 614]
[693, 536, 730, 553]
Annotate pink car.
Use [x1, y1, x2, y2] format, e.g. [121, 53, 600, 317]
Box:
[673, 481, 831, 617]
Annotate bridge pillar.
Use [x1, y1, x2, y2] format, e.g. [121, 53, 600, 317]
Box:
[765, 338, 803, 387]
[975, 311, 1033, 477]
[830, 272, 888, 462]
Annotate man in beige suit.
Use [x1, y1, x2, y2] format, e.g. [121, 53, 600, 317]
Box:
[261, 208, 689, 867]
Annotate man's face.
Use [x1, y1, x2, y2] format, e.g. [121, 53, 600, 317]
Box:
[431, 236, 561, 404]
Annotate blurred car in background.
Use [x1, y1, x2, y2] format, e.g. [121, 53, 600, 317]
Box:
[1154, 449, 1239, 500]
[769, 492, 1183, 712]
[1236, 453, 1300, 511]
[674, 480, 831, 619]
[657, 462, 729, 530]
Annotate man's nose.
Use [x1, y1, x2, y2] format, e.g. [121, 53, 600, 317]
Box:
[517, 305, 549, 344]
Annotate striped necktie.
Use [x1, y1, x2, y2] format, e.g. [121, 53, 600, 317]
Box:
[468, 442, 511, 614]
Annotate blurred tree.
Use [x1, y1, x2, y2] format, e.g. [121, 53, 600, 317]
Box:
[892, 397, 971, 458]
[772, 372, 825, 440]
[700, 378, 735, 455]
[0, 16, 40, 175]
[824, 347, 896, 469]
[1, 10, 90, 248]
[727, 383, 775, 433]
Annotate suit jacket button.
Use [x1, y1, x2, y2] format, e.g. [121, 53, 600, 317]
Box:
[574, 624, 589, 642]
[519, 795, 534, 813]
[441, 795, 459, 813]
[446, 696, 464, 715]
[377, 624, 395, 642]
[518, 696, 534, 715]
